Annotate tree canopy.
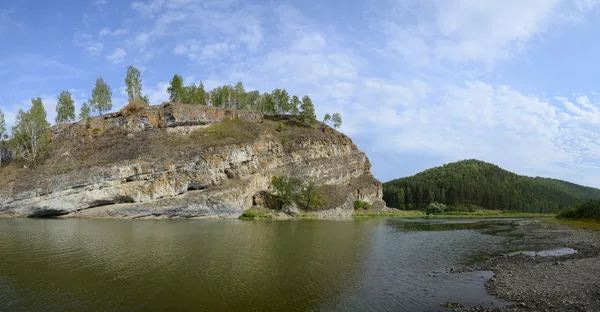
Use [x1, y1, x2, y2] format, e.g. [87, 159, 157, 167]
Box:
[383, 159, 600, 213]
[79, 102, 91, 120]
[55, 90, 76, 124]
[90, 77, 113, 115]
[11, 98, 51, 166]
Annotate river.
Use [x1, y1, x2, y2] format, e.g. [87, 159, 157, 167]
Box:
[0, 218, 524, 311]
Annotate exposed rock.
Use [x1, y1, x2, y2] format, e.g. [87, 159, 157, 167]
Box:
[0, 104, 385, 219]
[282, 202, 300, 216]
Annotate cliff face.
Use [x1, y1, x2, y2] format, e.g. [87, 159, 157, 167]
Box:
[0, 103, 385, 219]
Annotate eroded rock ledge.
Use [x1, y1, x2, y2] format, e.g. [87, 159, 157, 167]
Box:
[0, 103, 385, 219]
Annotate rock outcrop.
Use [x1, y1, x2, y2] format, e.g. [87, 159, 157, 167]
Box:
[0, 103, 385, 219]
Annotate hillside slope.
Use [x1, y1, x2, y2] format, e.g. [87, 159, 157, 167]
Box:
[383, 159, 600, 213]
[0, 103, 385, 218]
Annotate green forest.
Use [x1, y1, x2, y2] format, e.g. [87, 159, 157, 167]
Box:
[383, 159, 600, 213]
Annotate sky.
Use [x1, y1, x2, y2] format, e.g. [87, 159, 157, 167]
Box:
[2, 0, 600, 187]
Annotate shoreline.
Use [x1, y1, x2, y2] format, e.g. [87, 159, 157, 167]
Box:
[460, 219, 600, 311]
[0, 210, 555, 220]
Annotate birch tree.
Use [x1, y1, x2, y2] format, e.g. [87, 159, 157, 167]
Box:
[90, 77, 113, 114]
[12, 98, 51, 166]
[55, 90, 76, 124]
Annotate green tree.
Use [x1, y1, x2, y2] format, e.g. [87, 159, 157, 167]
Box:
[234, 82, 246, 109]
[297, 181, 321, 211]
[299, 95, 316, 123]
[272, 88, 290, 115]
[290, 95, 301, 117]
[55, 90, 76, 124]
[259, 92, 275, 114]
[323, 113, 331, 123]
[167, 74, 185, 103]
[331, 112, 342, 129]
[79, 102, 91, 120]
[269, 175, 301, 210]
[90, 77, 113, 115]
[125, 65, 143, 101]
[12, 98, 51, 166]
[0, 108, 5, 166]
[245, 90, 260, 111]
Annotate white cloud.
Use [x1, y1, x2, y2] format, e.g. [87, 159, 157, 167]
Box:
[105, 48, 127, 64]
[376, 0, 598, 67]
[99, 27, 129, 37]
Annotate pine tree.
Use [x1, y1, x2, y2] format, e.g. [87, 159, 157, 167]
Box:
[299, 95, 316, 123]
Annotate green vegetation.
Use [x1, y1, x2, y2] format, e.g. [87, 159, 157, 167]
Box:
[239, 207, 270, 220]
[383, 159, 600, 213]
[79, 102, 91, 121]
[125, 65, 149, 104]
[297, 181, 321, 211]
[557, 199, 600, 220]
[354, 200, 372, 210]
[167, 77, 317, 122]
[11, 98, 51, 166]
[268, 175, 322, 211]
[90, 77, 113, 115]
[55, 90, 76, 124]
[323, 112, 342, 129]
[352, 209, 554, 218]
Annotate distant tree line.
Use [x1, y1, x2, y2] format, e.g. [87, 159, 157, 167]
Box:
[383, 159, 600, 213]
[557, 199, 600, 220]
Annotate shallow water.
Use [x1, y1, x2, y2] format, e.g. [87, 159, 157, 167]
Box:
[0, 218, 524, 311]
[506, 247, 578, 257]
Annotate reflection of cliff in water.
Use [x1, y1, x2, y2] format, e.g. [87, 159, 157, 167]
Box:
[0, 219, 374, 311]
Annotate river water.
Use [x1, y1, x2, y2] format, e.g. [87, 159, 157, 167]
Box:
[0, 218, 523, 311]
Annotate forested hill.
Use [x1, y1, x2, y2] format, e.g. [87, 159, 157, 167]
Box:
[383, 159, 600, 213]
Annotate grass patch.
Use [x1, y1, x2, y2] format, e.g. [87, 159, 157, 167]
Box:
[164, 118, 259, 148]
[554, 218, 600, 231]
[238, 207, 270, 220]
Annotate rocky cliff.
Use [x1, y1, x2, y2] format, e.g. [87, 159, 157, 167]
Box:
[0, 103, 385, 219]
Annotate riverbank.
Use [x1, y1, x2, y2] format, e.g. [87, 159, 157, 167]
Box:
[352, 210, 555, 219]
[461, 219, 600, 311]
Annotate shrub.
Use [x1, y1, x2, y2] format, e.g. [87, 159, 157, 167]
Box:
[268, 175, 323, 211]
[557, 200, 600, 220]
[269, 175, 302, 210]
[354, 200, 372, 210]
[297, 181, 321, 211]
[239, 207, 269, 220]
[120, 99, 148, 116]
[426, 202, 447, 215]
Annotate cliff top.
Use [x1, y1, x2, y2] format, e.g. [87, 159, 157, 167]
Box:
[1, 103, 354, 194]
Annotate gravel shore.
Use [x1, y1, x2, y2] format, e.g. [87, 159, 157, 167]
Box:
[462, 220, 600, 312]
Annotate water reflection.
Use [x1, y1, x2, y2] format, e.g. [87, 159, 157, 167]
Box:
[0, 218, 516, 311]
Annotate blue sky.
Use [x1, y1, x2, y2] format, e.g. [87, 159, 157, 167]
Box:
[2, 0, 600, 186]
